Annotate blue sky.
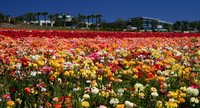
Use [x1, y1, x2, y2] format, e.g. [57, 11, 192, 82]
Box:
[0, 0, 200, 23]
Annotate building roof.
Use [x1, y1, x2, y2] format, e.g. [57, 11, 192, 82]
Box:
[128, 17, 172, 25]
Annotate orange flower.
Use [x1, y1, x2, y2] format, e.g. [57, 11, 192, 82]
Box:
[53, 104, 61, 108]
[180, 98, 185, 103]
[24, 87, 31, 94]
[109, 77, 115, 82]
[116, 104, 124, 108]
[160, 84, 164, 89]
[46, 102, 52, 108]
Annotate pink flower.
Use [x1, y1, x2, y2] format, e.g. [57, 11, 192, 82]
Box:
[190, 83, 199, 89]
[3, 94, 11, 99]
[100, 105, 107, 108]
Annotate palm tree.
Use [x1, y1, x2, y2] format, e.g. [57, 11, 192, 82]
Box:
[86, 15, 91, 28]
[54, 13, 59, 19]
[42, 12, 48, 26]
[96, 14, 103, 25]
[48, 14, 54, 26]
[94, 15, 98, 25]
[24, 12, 34, 23]
[60, 13, 69, 27]
[91, 14, 95, 24]
[71, 16, 78, 27]
[35, 12, 41, 25]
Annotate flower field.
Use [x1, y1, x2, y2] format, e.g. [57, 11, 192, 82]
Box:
[0, 29, 200, 108]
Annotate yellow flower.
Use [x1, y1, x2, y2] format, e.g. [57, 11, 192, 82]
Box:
[38, 61, 44, 67]
[133, 75, 138, 79]
[16, 98, 22, 104]
[82, 101, 90, 107]
[7, 100, 15, 107]
[139, 93, 145, 97]
[33, 63, 37, 67]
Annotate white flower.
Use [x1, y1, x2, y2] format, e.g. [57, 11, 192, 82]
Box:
[151, 92, 159, 97]
[190, 97, 195, 103]
[134, 83, 144, 92]
[194, 98, 199, 104]
[169, 98, 175, 102]
[117, 88, 124, 93]
[187, 87, 199, 96]
[86, 80, 91, 84]
[30, 71, 37, 77]
[125, 101, 134, 108]
[116, 49, 120, 53]
[109, 98, 119, 105]
[91, 87, 99, 95]
[193, 89, 199, 96]
[83, 94, 90, 99]
[41, 87, 47, 92]
[73, 88, 79, 92]
[52, 56, 56, 60]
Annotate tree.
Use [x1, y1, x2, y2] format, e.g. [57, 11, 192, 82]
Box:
[189, 21, 197, 31]
[15, 14, 25, 22]
[0, 12, 5, 19]
[91, 14, 95, 24]
[94, 15, 98, 25]
[60, 13, 69, 27]
[86, 15, 91, 28]
[35, 12, 41, 25]
[42, 12, 48, 26]
[181, 21, 189, 31]
[151, 20, 158, 30]
[163, 23, 172, 32]
[172, 21, 181, 31]
[96, 14, 103, 25]
[197, 21, 200, 32]
[48, 14, 54, 26]
[24, 12, 35, 23]
[71, 16, 78, 27]
[112, 18, 127, 31]
[131, 18, 143, 31]
[77, 13, 86, 28]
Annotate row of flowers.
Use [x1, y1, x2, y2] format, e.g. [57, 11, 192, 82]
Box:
[1, 29, 200, 38]
[0, 29, 200, 108]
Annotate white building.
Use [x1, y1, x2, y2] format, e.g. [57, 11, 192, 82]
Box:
[23, 20, 55, 26]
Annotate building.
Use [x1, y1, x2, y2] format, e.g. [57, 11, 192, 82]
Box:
[128, 17, 172, 31]
[58, 14, 73, 27]
[23, 20, 55, 26]
[0, 16, 10, 23]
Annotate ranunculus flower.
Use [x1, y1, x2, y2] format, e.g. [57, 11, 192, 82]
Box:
[24, 87, 31, 94]
[7, 100, 15, 107]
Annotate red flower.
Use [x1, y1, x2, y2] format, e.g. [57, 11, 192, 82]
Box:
[53, 104, 61, 108]
[136, 72, 144, 79]
[49, 76, 55, 82]
[9, 88, 15, 93]
[21, 57, 28, 62]
[147, 73, 154, 78]
[22, 62, 29, 67]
